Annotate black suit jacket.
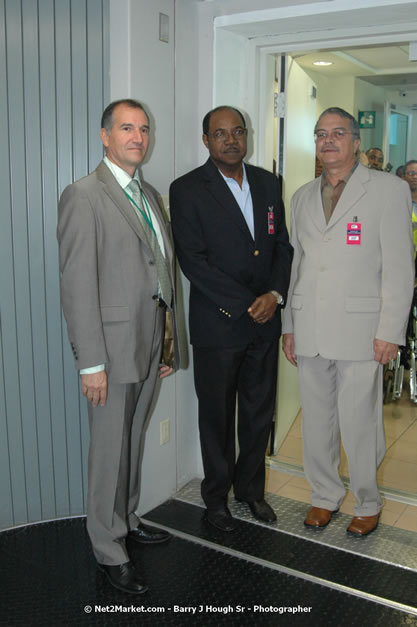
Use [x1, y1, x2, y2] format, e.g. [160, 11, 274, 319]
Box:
[169, 158, 293, 347]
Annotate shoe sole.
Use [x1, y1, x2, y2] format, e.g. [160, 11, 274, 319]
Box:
[128, 535, 171, 545]
[203, 513, 235, 532]
[97, 564, 149, 595]
[304, 510, 339, 530]
[251, 514, 277, 523]
[235, 498, 277, 523]
[346, 523, 379, 537]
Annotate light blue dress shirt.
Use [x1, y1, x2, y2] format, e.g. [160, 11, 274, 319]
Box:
[218, 163, 254, 239]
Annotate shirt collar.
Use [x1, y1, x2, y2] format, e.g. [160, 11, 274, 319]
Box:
[218, 162, 248, 186]
[321, 160, 358, 190]
[103, 156, 139, 190]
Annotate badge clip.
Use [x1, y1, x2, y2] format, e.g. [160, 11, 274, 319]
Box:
[268, 206, 275, 235]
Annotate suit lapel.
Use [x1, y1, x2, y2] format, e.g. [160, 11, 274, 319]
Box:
[245, 164, 266, 244]
[309, 178, 327, 233]
[202, 159, 253, 241]
[326, 164, 369, 229]
[96, 161, 150, 246]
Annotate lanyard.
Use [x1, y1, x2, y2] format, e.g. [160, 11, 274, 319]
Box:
[124, 188, 156, 236]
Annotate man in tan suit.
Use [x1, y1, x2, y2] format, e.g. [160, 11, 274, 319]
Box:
[282, 107, 414, 536]
[58, 99, 179, 593]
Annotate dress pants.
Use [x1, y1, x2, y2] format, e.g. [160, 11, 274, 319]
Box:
[86, 308, 164, 565]
[193, 338, 278, 509]
[297, 355, 385, 516]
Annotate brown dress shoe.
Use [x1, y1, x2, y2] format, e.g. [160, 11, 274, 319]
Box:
[304, 506, 338, 528]
[347, 514, 380, 537]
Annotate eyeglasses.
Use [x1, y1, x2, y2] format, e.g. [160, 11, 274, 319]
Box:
[206, 128, 248, 141]
[314, 129, 355, 142]
[405, 171, 417, 177]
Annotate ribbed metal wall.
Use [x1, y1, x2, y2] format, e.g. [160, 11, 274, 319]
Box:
[0, 0, 109, 529]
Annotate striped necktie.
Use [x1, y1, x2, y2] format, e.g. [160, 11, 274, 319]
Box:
[126, 179, 172, 307]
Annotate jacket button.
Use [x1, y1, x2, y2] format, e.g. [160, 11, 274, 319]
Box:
[254, 250, 260, 256]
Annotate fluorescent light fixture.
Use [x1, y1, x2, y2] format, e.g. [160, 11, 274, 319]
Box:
[313, 60, 333, 66]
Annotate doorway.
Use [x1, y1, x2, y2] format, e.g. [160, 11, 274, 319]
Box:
[270, 44, 417, 502]
[213, 6, 417, 501]
[388, 109, 409, 170]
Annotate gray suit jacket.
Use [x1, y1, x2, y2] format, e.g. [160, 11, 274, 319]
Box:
[57, 160, 179, 383]
[282, 164, 414, 361]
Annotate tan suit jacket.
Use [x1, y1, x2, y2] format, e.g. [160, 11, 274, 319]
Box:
[57, 160, 179, 383]
[282, 164, 414, 360]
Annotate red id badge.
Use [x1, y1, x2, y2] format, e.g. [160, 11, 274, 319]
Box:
[346, 222, 361, 245]
[268, 208, 275, 234]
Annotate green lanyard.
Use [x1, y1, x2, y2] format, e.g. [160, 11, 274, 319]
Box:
[124, 188, 157, 236]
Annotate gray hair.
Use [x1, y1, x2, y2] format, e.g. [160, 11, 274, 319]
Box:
[101, 99, 149, 133]
[315, 107, 360, 140]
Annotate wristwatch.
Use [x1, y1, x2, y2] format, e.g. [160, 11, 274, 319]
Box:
[270, 290, 284, 306]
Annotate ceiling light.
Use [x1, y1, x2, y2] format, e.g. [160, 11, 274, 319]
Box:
[313, 60, 333, 66]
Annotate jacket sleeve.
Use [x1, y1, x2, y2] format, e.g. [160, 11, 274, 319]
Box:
[376, 180, 414, 344]
[57, 184, 108, 370]
[282, 195, 302, 334]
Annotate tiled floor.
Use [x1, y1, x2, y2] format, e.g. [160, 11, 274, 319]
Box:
[269, 386, 417, 532]
[265, 467, 417, 532]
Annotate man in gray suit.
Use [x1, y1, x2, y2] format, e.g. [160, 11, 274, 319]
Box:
[282, 107, 414, 536]
[57, 99, 178, 593]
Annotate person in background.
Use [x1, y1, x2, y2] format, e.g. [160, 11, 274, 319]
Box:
[366, 147, 384, 170]
[396, 164, 405, 178]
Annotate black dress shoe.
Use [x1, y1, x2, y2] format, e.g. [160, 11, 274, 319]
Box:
[204, 507, 236, 532]
[128, 521, 171, 544]
[97, 561, 148, 594]
[237, 498, 277, 522]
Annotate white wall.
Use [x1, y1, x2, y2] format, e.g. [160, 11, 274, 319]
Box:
[274, 58, 317, 448]
[302, 69, 356, 119]
[215, 29, 247, 109]
[262, 54, 276, 170]
[173, 0, 203, 487]
[109, 0, 201, 515]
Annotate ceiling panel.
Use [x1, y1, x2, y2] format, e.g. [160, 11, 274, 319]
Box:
[293, 44, 417, 89]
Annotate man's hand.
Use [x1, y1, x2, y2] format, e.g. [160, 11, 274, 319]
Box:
[248, 292, 278, 324]
[373, 338, 398, 365]
[159, 364, 174, 378]
[282, 333, 297, 366]
[81, 371, 107, 407]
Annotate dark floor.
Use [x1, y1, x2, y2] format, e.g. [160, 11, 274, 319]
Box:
[1, 494, 417, 626]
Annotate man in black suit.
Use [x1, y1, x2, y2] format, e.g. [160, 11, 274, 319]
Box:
[170, 106, 293, 531]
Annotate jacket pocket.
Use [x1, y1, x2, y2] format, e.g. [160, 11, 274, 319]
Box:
[345, 297, 381, 313]
[291, 294, 303, 310]
[101, 306, 130, 322]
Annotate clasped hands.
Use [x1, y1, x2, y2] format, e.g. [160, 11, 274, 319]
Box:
[248, 292, 278, 324]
